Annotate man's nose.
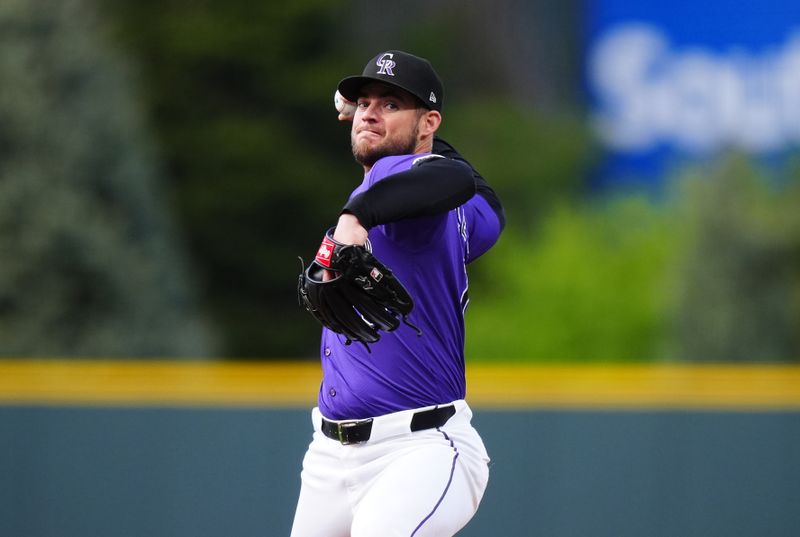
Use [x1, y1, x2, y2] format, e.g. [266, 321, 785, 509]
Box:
[360, 101, 380, 121]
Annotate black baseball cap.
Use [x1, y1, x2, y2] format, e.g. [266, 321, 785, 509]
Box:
[337, 50, 444, 112]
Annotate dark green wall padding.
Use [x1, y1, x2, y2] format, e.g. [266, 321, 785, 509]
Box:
[2, 407, 798, 537]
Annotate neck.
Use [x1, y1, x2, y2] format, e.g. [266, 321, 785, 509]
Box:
[414, 137, 433, 155]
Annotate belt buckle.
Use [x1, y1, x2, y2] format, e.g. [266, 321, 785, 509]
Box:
[336, 418, 372, 445]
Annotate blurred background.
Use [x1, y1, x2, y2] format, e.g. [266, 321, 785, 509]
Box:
[1, 0, 799, 536]
[1, 0, 799, 361]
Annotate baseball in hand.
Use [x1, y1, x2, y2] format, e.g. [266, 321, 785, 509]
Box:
[334, 90, 356, 120]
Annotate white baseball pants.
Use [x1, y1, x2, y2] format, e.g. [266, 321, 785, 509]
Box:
[289, 400, 490, 537]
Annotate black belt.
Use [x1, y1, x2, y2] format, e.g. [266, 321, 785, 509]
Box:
[321, 404, 456, 445]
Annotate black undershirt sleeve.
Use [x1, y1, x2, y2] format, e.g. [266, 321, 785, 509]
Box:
[342, 155, 476, 229]
[341, 136, 506, 231]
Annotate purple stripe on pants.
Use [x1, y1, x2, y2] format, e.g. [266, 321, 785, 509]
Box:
[410, 430, 459, 536]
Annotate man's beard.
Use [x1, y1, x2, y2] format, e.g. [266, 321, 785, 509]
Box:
[352, 126, 419, 167]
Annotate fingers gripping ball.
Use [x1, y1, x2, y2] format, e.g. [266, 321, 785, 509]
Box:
[297, 228, 421, 349]
[334, 90, 356, 120]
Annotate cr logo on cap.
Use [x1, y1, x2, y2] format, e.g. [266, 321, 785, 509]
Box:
[376, 53, 396, 76]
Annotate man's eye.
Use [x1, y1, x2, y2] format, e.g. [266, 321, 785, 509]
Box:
[386, 102, 399, 110]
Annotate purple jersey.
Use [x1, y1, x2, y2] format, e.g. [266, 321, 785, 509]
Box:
[318, 154, 502, 420]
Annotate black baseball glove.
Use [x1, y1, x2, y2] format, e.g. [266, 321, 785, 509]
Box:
[297, 228, 420, 348]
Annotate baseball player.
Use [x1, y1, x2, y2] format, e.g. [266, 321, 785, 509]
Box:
[291, 50, 505, 537]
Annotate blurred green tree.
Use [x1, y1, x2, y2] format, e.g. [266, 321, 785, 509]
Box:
[673, 157, 800, 362]
[0, 0, 217, 357]
[441, 102, 592, 232]
[107, 0, 363, 357]
[465, 196, 679, 361]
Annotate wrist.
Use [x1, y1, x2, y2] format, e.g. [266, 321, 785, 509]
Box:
[333, 213, 369, 245]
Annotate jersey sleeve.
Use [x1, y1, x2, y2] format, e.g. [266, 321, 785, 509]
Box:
[463, 194, 503, 263]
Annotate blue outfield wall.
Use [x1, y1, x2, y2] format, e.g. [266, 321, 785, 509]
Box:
[2, 406, 799, 537]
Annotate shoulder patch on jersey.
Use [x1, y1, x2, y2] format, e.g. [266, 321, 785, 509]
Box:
[411, 154, 446, 167]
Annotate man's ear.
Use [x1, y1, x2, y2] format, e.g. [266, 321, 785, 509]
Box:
[419, 110, 442, 140]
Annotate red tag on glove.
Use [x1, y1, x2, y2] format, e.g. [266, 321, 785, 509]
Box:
[315, 236, 335, 267]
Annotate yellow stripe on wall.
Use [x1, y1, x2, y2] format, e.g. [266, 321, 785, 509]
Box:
[0, 360, 322, 407]
[467, 363, 800, 410]
[1, 360, 799, 410]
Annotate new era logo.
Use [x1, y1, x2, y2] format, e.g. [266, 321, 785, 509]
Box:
[429, 92, 437, 103]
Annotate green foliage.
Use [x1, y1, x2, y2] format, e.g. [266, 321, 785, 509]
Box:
[465, 155, 800, 363]
[441, 101, 594, 231]
[465, 197, 679, 361]
[100, 0, 600, 358]
[105, 0, 363, 357]
[672, 156, 800, 362]
[0, 0, 216, 356]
